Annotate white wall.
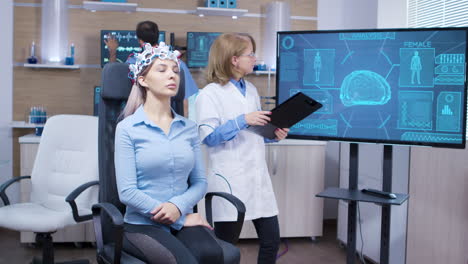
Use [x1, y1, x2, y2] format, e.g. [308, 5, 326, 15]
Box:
[0, 0, 14, 206]
[318, 0, 378, 30]
[377, 0, 408, 29]
[323, 142, 340, 219]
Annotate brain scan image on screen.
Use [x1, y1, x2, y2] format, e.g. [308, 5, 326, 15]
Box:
[277, 29, 467, 147]
[340, 70, 391, 107]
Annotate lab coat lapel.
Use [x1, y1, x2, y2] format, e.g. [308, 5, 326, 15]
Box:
[225, 81, 247, 104]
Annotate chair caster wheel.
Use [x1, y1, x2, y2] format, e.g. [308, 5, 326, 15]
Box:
[74, 242, 84, 248]
[27, 242, 37, 249]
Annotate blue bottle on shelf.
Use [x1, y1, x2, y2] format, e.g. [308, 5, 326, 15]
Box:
[65, 43, 75, 65]
[27, 41, 38, 64]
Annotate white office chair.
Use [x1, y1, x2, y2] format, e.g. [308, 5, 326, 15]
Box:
[0, 115, 99, 264]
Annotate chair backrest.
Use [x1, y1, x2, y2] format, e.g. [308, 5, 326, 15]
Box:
[99, 62, 132, 214]
[99, 62, 185, 243]
[171, 64, 185, 115]
[30, 115, 98, 211]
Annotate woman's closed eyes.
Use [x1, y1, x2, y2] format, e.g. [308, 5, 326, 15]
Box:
[154, 64, 180, 74]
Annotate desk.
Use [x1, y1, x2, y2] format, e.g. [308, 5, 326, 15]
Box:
[18, 134, 95, 243]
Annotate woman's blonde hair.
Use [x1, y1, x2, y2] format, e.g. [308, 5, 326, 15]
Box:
[206, 33, 256, 85]
[120, 62, 153, 119]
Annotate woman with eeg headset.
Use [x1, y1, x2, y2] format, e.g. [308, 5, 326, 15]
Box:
[114, 42, 240, 264]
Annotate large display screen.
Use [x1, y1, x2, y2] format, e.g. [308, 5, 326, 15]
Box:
[276, 28, 467, 148]
[100, 30, 166, 67]
[186, 32, 222, 68]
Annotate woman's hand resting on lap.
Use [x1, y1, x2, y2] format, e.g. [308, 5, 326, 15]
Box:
[184, 213, 213, 230]
[151, 202, 181, 225]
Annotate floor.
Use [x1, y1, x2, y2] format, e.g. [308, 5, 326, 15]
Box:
[0, 221, 356, 264]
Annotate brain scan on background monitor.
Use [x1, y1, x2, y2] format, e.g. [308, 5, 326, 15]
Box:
[276, 28, 467, 148]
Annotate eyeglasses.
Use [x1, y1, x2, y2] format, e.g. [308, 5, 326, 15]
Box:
[239, 52, 256, 58]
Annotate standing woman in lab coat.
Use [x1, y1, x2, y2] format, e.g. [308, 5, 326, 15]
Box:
[195, 33, 289, 264]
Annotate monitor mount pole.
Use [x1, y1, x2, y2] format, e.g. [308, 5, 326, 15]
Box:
[347, 143, 392, 264]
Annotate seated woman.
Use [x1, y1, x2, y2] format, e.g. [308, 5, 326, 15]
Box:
[114, 42, 239, 264]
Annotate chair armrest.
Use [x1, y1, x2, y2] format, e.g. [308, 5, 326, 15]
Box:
[92, 203, 124, 264]
[0, 176, 31, 206]
[204, 192, 246, 226]
[65, 180, 99, 222]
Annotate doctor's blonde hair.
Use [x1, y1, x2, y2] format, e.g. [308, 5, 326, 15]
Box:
[206, 33, 256, 85]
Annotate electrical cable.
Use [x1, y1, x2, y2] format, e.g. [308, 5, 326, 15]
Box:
[214, 173, 232, 195]
[276, 239, 289, 260]
[357, 202, 367, 264]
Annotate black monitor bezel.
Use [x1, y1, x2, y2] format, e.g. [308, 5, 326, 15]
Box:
[275, 27, 468, 149]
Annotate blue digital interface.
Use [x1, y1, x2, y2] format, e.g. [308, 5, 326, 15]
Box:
[93, 86, 100, 116]
[100, 30, 166, 67]
[186, 32, 222, 68]
[277, 29, 467, 148]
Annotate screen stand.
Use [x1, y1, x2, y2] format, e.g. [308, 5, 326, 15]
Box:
[346, 142, 358, 263]
[380, 144, 392, 264]
[349, 143, 391, 263]
[316, 143, 409, 264]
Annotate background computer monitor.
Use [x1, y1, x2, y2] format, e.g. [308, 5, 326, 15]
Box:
[186, 32, 222, 68]
[276, 28, 468, 148]
[100, 30, 166, 67]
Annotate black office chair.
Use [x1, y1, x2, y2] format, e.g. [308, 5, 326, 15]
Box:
[92, 62, 246, 264]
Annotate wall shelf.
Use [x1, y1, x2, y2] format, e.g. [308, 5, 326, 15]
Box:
[10, 121, 43, 128]
[18, 134, 41, 144]
[254, 70, 276, 75]
[82, 1, 137, 12]
[195, 7, 248, 18]
[23, 63, 80, 69]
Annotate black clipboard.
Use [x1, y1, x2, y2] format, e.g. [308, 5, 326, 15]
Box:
[247, 92, 323, 139]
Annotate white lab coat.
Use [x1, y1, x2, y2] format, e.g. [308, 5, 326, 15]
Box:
[195, 81, 278, 222]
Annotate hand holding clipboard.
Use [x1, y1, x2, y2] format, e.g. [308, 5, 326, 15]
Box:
[247, 92, 323, 139]
[245, 111, 290, 140]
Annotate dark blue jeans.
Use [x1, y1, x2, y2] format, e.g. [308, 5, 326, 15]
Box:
[215, 215, 281, 264]
[123, 223, 225, 264]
